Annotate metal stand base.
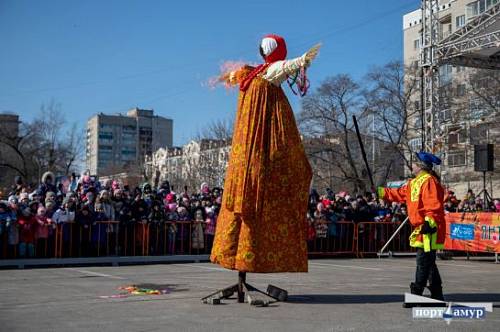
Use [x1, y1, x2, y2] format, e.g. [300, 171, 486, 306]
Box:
[201, 272, 288, 306]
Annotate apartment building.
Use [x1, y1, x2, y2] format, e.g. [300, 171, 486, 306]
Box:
[86, 108, 173, 175]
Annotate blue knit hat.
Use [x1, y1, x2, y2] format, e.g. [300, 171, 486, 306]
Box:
[416, 151, 441, 168]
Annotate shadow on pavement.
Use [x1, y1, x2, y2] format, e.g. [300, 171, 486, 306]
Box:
[287, 293, 500, 305]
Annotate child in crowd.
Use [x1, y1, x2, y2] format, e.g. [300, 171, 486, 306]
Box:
[35, 206, 54, 258]
[18, 207, 36, 258]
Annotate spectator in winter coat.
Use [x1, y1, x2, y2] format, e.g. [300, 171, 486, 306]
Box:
[98, 190, 115, 221]
[75, 205, 94, 256]
[69, 173, 78, 192]
[0, 202, 17, 258]
[204, 206, 217, 249]
[38, 171, 57, 201]
[52, 200, 76, 251]
[149, 200, 165, 224]
[35, 206, 53, 257]
[6, 196, 20, 256]
[18, 207, 36, 258]
[10, 176, 25, 196]
[75, 205, 94, 229]
[45, 200, 57, 218]
[131, 198, 149, 223]
[53, 200, 75, 223]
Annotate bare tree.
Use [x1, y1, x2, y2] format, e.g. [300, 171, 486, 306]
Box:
[440, 68, 500, 125]
[299, 74, 369, 192]
[0, 121, 33, 179]
[467, 69, 500, 116]
[197, 141, 230, 188]
[190, 118, 233, 188]
[195, 117, 234, 142]
[363, 61, 421, 173]
[0, 100, 85, 189]
[60, 123, 85, 175]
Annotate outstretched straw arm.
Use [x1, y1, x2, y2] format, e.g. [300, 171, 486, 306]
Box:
[305, 43, 322, 65]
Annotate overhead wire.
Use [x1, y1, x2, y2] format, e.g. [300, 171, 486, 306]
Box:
[1, 1, 418, 116]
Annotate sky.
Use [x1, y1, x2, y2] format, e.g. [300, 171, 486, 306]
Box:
[0, 0, 419, 146]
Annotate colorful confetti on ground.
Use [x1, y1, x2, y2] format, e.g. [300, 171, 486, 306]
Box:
[99, 285, 171, 299]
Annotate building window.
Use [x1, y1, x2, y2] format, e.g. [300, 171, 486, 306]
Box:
[469, 124, 489, 144]
[99, 132, 113, 140]
[439, 64, 453, 85]
[121, 148, 136, 154]
[467, 1, 479, 18]
[98, 150, 113, 160]
[99, 124, 114, 131]
[414, 100, 421, 111]
[487, 0, 499, 7]
[413, 116, 423, 129]
[455, 15, 465, 28]
[98, 161, 111, 168]
[413, 39, 420, 50]
[456, 84, 466, 97]
[122, 125, 136, 132]
[440, 109, 452, 122]
[447, 126, 467, 144]
[121, 148, 136, 161]
[447, 151, 466, 167]
[409, 138, 422, 152]
[466, 0, 490, 19]
[98, 145, 113, 151]
[122, 132, 136, 145]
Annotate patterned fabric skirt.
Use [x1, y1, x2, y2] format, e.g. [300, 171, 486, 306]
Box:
[210, 77, 312, 273]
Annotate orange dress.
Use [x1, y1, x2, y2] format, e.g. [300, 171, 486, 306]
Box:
[210, 66, 313, 273]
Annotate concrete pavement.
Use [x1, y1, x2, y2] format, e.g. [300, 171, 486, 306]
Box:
[0, 258, 498, 331]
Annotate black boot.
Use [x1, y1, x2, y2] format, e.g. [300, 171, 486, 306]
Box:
[403, 283, 425, 308]
[427, 284, 444, 301]
[411, 282, 425, 295]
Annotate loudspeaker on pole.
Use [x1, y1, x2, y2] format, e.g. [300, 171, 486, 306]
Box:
[473, 144, 494, 172]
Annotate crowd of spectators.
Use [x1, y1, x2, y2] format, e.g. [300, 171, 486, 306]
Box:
[0, 171, 221, 258]
[1, 171, 499, 259]
[444, 189, 500, 213]
[307, 188, 408, 224]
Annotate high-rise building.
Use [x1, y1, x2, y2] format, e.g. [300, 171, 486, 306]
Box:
[86, 108, 173, 175]
[403, 0, 500, 197]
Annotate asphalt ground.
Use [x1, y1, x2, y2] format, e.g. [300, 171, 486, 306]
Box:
[0, 258, 498, 332]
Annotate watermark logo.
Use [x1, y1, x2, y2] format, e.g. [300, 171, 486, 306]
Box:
[406, 293, 493, 325]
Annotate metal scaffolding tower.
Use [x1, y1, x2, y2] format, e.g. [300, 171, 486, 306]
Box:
[420, 0, 440, 152]
[437, 3, 500, 70]
[419, 1, 500, 152]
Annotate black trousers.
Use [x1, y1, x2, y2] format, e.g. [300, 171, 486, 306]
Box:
[415, 248, 442, 288]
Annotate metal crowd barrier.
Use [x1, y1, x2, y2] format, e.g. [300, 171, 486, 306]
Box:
[1, 219, 416, 260]
[307, 221, 357, 256]
[356, 221, 415, 257]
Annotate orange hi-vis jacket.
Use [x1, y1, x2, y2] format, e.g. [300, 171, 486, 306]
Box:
[378, 170, 445, 252]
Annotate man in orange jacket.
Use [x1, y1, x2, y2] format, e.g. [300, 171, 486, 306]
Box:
[378, 152, 445, 303]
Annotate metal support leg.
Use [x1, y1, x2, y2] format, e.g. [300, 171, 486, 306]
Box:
[238, 271, 246, 303]
[202, 271, 286, 307]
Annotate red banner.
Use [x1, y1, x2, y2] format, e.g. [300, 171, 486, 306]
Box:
[445, 213, 500, 253]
